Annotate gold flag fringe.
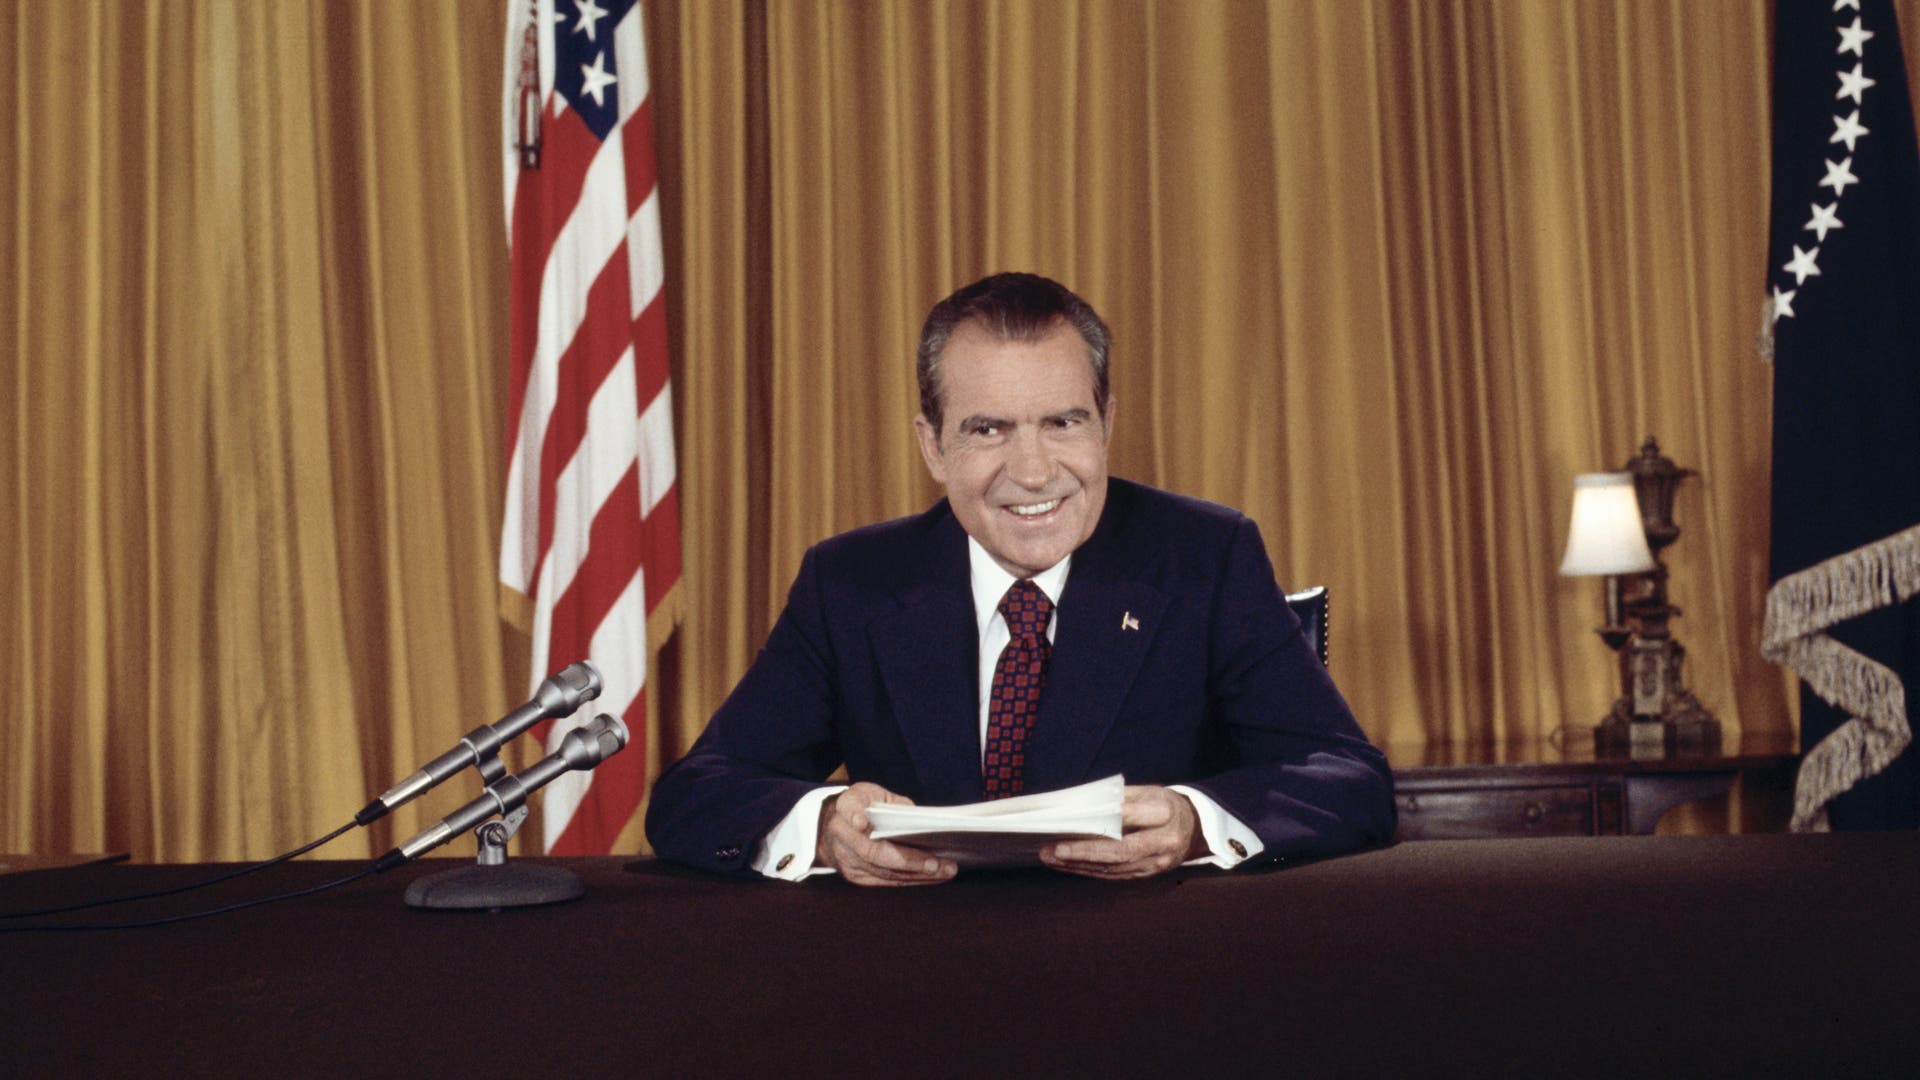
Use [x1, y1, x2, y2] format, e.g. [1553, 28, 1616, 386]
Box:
[1761, 524, 1920, 831]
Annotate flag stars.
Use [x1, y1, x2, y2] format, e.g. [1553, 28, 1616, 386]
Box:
[1770, 285, 1798, 324]
[1779, 7, 1876, 323]
[1820, 155, 1860, 196]
[1837, 62, 1876, 104]
[1837, 16, 1874, 56]
[1831, 109, 1869, 152]
[572, 0, 609, 42]
[1805, 202, 1844, 242]
[579, 50, 617, 107]
[1783, 245, 1823, 285]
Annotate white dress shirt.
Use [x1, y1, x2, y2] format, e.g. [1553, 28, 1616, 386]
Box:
[751, 538, 1266, 880]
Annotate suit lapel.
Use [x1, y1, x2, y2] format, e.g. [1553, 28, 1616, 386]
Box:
[869, 514, 983, 805]
[1027, 486, 1166, 790]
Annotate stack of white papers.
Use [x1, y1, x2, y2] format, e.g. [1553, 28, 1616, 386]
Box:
[864, 774, 1125, 868]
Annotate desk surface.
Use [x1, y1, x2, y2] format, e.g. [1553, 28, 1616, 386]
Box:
[5, 835, 1916, 1077]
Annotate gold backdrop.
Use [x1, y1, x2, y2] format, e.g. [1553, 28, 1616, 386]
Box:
[8, 0, 1903, 860]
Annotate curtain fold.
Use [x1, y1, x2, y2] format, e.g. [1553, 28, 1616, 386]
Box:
[8, 1, 1876, 858]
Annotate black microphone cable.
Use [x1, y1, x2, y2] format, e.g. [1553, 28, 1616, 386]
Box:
[0, 819, 358, 920]
[0, 862, 380, 932]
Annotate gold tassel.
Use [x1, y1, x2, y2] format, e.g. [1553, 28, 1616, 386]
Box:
[1761, 524, 1920, 830]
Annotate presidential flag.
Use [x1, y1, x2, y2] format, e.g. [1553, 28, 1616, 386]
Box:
[1763, 0, 1920, 830]
[500, 0, 682, 853]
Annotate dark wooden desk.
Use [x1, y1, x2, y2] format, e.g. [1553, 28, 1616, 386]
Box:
[5, 836, 1913, 1076]
[1389, 733, 1800, 839]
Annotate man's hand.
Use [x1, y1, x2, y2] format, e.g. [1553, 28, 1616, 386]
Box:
[815, 782, 958, 887]
[1039, 785, 1205, 880]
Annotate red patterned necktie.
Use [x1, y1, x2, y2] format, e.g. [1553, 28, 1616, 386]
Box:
[983, 579, 1053, 799]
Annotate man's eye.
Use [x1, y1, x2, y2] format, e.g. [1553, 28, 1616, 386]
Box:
[974, 424, 1001, 437]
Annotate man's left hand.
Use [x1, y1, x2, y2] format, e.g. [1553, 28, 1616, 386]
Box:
[1039, 785, 1206, 880]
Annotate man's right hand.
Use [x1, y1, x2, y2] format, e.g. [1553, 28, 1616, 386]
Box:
[816, 782, 957, 886]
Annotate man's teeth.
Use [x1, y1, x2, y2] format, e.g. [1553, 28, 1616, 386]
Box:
[1008, 499, 1061, 517]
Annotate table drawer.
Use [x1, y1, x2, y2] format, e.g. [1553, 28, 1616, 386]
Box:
[1394, 784, 1595, 840]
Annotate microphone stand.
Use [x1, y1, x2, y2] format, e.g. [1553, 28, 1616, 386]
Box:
[401, 751, 586, 912]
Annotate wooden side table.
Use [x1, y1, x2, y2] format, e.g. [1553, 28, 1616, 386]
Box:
[1388, 732, 1799, 839]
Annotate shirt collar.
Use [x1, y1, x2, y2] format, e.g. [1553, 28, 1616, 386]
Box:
[967, 537, 1071, 631]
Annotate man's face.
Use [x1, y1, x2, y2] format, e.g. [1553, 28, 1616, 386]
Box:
[914, 320, 1113, 579]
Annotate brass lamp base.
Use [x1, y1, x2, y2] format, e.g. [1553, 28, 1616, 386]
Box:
[1594, 695, 1721, 758]
[1593, 585, 1720, 758]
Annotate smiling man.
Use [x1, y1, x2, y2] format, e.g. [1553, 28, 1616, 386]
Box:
[646, 273, 1394, 884]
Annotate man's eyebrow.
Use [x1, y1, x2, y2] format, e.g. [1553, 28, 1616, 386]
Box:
[1049, 408, 1093, 423]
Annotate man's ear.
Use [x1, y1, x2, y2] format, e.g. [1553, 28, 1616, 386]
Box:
[1101, 396, 1117, 441]
[914, 414, 948, 485]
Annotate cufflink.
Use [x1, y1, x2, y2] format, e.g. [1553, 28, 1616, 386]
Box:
[776, 853, 794, 872]
[716, 845, 742, 861]
[1229, 839, 1247, 858]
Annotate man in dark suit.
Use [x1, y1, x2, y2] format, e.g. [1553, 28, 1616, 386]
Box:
[647, 273, 1394, 884]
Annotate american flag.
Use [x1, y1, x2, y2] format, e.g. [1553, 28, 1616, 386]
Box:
[499, 0, 682, 853]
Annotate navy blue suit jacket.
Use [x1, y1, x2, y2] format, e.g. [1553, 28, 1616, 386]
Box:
[646, 478, 1395, 874]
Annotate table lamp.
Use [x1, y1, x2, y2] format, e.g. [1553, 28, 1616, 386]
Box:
[1559, 437, 1721, 755]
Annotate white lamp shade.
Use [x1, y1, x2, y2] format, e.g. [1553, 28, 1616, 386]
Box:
[1559, 472, 1657, 576]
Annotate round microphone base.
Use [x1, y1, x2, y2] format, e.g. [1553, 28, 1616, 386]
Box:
[402, 863, 586, 911]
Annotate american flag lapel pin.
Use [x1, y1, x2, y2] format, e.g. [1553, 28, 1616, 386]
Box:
[1121, 611, 1140, 631]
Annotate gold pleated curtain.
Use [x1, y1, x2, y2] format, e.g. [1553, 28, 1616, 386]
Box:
[9, 1, 1908, 860]
[2, 1, 515, 860]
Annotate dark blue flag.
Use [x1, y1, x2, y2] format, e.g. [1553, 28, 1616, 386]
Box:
[1764, 0, 1920, 830]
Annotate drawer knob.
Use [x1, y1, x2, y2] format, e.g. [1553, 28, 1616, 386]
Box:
[1522, 801, 1545, 825]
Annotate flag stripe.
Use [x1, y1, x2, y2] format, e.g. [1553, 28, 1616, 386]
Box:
[640, 486, 683, 612]
[628, 187, 665, 328]
[501, 111, 618, 594]
[548, 693, 649, 853]
[531, 138, 633, 376]
[630, 284, 671, 407]
[612, 7, 649, 120]
[548, 465, 646, 671]
[531, 253, 636, 578]
[531, 348, 643, 674]
[623, 99, 659, 215]
[636, 376, 676, 517]
[504, 105, 606, 452]
[545, 568, 650, 851]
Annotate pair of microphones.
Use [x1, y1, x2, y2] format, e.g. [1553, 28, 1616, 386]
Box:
[362, 661, 628, 870]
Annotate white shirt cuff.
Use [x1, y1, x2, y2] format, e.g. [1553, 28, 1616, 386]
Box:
[1168, 784, 1265, 869]
[750, 785, 847, 880]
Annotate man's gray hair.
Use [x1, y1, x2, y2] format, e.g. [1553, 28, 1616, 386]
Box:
[915, 272, 1112, 434]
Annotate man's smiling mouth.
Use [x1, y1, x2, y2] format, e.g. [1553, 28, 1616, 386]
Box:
[1006, 497, 1063, 517]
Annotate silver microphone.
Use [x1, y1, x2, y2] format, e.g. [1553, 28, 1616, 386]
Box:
[355, 661, 602, 825]
[374, 713, 629, 871]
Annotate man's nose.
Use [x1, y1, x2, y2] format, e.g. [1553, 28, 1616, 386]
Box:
[1005, 430, 1053, 490]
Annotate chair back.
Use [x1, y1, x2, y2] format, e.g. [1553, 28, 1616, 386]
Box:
[1285, 586, 1329, 666]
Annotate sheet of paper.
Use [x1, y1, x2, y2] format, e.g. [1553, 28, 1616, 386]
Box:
[865, 774, 1125, 868]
